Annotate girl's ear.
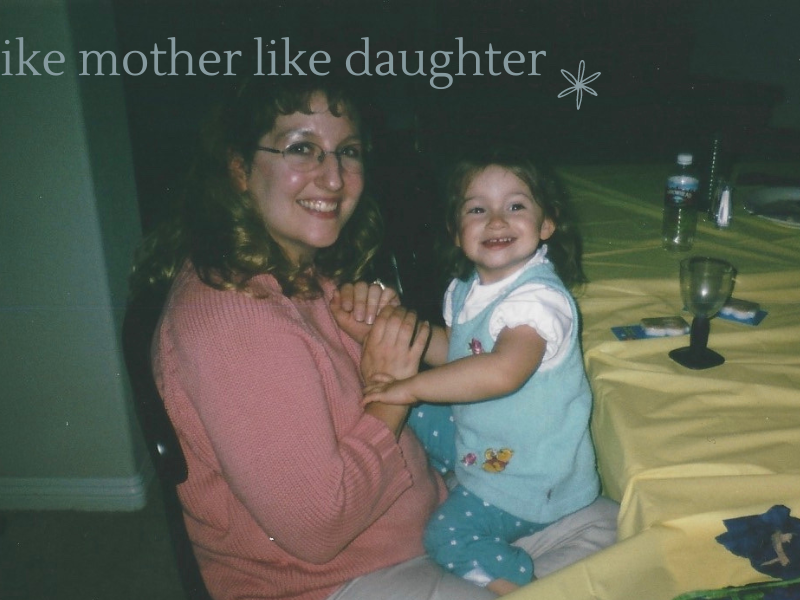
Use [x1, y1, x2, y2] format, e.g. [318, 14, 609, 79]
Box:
[228, 152, 248, 193]
[453, 226, 463, 249]
[447, 221, 462, 248]
[540, 217, 556, 241]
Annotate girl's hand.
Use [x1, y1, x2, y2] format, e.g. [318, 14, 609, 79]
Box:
[331, 281, 400, 343]
[361, 306, 430, 383]
[363, 378, 418, 406]
[363, 372, 395, 387]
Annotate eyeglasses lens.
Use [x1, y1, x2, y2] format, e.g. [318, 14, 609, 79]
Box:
[284, 144, 363, 174]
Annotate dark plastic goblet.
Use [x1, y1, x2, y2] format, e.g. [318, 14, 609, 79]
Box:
[669, 257, 736, 369]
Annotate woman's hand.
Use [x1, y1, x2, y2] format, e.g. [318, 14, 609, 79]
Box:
[331, 281, 400, 343]
[361, 306, 429, 383]
[359, 306, 429, 439]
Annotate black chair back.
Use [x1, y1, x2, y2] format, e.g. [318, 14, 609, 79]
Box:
[122, 288, 212, 600]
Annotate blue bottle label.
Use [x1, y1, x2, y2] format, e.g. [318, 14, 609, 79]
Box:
[665, 175, 699, 207]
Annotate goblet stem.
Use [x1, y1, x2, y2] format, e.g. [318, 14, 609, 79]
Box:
[670, 313, 725, 369]
[689, 315, 710, 358]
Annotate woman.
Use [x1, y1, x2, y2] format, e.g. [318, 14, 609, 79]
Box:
[131, 77, 496, 600]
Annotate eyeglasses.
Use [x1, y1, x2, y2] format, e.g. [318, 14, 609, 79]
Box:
[256, 141, 364, 174]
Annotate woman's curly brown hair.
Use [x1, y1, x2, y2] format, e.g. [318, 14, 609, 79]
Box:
[130, 77, 382, 300]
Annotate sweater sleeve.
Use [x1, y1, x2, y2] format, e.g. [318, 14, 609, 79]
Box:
[163, 284, 416, 564]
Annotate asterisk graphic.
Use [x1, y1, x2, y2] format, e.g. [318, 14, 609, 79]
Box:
[558, 60, 600, 110]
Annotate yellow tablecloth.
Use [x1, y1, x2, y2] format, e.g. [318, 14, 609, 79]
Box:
[507, 164, 800, 600]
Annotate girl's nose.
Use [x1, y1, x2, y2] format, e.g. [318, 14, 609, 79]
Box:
[487, 211, 508, 228]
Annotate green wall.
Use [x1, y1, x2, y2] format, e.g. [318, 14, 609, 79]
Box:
[0, 0, 148, 510]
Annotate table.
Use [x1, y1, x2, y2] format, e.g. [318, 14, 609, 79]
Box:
[507, 163, 800, 600]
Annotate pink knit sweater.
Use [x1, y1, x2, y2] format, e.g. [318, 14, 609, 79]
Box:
[152, 265, 445, 600]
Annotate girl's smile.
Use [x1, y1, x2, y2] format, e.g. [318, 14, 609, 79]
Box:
[457, 165, 555, 284]
[481, 236, 516, 249]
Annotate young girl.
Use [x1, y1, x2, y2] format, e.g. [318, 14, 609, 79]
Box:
[363, 147, 603, 595]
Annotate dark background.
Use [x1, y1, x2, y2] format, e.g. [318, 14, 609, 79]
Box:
[109, 0, 800, 318]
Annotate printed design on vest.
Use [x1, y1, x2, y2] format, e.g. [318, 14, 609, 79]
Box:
[468, 338, 484, 355]
[482, 448, 514, 472]
[461, 452, 478, 466]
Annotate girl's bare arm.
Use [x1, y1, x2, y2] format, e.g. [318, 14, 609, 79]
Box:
[364, 324, 546, 405]
[422, 324, 450, 367]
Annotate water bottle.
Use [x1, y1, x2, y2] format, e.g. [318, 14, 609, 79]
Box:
[662, 153, 699, 252]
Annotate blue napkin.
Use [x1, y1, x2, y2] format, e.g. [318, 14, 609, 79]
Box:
[716, 505, 800, 580]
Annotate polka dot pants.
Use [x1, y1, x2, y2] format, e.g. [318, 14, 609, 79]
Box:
[408, 404, 545, 587]
[424, 485, 545, 587]
[407, 403, 457, 477]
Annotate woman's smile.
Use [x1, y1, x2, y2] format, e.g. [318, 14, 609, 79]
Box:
[297, 196, 342, 217]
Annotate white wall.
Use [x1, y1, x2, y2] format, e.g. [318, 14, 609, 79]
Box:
[0, 0, 148, 510]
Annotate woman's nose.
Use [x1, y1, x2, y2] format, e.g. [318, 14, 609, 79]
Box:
[314, 153, 345, 191]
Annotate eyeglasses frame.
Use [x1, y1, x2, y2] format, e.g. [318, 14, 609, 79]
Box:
[256, 142, 364, 174]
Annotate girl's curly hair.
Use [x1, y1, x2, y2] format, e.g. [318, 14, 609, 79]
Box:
[440, 145, 586, 290]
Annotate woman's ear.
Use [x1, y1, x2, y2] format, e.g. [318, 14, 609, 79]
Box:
[228, 152, 248, 193]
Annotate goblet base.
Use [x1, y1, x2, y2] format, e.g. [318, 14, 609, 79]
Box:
[669, 346, 725, 370]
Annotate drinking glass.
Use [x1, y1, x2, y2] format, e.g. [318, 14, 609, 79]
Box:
[669, 257, 736, 369]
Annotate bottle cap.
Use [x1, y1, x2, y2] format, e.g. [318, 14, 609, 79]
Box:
[677, 153, 693, 165]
